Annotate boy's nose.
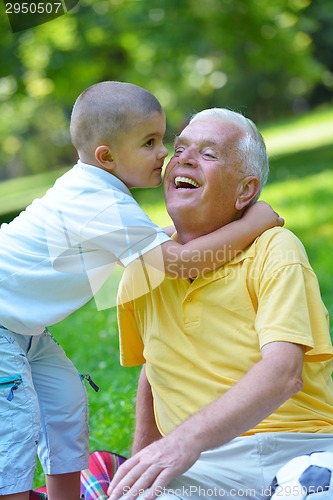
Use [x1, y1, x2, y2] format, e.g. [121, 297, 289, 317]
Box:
[160, 144, 169, 159]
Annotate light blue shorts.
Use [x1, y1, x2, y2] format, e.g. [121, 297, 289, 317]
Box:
[152, 433, 333, 499]
[0, 326, 89, 495]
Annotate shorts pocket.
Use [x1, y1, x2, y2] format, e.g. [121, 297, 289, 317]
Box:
[0, 374, 23, 401]
[0, 372, 37, 489]
[0, 371, 35, 448]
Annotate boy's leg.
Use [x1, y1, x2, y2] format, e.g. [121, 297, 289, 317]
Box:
[0, 328, 40, 496]
[45, 471, 81, 500]
[1, 494, 30, 500]
[29, 330, 89, 497]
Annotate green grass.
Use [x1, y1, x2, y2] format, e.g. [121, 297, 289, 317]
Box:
[51, 301, 141, 455]
[1, 107, 332, 486]
[261, 108, 333, 157]
[0, 168, 68, 223]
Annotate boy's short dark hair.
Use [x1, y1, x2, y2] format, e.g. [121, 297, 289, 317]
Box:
[70, 81, 163, 154]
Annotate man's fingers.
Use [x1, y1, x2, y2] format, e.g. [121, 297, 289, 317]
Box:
[142, 468, 180, 500]
[108, 462, 163, 500]
[107, 458, 141, 498]
[108, 461, 177, 500]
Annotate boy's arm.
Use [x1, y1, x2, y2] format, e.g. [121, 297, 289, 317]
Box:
[154, 201, 283, 279]
[163, 225, 176, 237]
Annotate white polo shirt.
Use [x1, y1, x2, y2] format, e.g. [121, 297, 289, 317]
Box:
[0, 161, 170, 335]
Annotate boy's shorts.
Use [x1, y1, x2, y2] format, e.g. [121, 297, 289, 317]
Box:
[0, 326, 89, 495]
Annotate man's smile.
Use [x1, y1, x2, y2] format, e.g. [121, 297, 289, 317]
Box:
[174, 176, 200, 189]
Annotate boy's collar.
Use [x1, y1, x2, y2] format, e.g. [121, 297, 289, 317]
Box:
[76, 160, 132, 196]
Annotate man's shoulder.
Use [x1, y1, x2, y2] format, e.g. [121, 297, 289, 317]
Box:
[252, 226, 311, 268]
[256, 226, 304, 249]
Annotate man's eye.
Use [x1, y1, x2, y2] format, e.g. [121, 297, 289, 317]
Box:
[202, 150, 218, 159]
[174, 147, 185, 156]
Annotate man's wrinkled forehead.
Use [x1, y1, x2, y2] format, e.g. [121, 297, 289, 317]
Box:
[175, 118, 243, 148]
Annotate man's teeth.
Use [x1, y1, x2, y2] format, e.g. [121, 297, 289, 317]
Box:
[174, 176, 200, 188]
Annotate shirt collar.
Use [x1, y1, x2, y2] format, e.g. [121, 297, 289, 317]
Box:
[170, 230, 254, 285]
[76, 160, 132, 196]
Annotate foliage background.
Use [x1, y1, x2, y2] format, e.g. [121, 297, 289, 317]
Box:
[0, 0, 333, 180]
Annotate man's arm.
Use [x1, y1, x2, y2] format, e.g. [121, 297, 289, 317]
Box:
[132, 366, 162, 455]
[108, 341, 304, 500]
[145, 201, 284, 279]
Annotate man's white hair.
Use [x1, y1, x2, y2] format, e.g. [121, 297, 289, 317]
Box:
[190, 108, 269, 200]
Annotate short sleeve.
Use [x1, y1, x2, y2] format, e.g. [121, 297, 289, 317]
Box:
[117, 262, 147, 367]
[80, 193, 170, 266]
[254, 229, 333, 362]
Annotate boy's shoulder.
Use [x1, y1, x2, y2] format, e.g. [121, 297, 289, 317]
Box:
[55, 162, 129, 197]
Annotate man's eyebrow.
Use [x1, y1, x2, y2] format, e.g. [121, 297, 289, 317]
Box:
[174, 136, 219, 148]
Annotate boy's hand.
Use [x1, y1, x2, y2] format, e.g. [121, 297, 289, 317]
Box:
[243, 201, 284, 231]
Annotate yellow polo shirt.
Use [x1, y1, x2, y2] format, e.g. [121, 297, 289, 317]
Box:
[118, 227, 333, 436]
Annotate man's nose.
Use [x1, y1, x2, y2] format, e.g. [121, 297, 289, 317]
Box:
[177, 147, 197, 166]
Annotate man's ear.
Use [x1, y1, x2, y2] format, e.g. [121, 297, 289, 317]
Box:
[235, 176, 260, 210]
[95, 145, 114, 170]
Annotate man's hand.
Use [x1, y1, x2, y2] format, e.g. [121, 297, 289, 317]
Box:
[243, 200, 284, 230]
[107, 435, 200, 500]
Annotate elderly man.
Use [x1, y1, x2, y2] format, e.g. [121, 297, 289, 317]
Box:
[108, 109, 333, 500]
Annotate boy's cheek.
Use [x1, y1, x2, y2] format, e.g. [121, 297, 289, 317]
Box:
[163, 157, 177, 180]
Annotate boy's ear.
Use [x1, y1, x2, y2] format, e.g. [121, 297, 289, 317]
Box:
[235, 176, 260, 210]
[95, 145, 114, 169]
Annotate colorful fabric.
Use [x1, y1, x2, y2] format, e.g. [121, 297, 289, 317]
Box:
[30, 450, 127, 500]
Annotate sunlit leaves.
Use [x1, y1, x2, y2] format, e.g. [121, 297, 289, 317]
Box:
[0, 0, 332, 179]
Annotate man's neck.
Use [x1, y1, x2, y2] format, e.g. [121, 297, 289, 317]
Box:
[174, 225, 212, 244]
[172, 209, 243, 244]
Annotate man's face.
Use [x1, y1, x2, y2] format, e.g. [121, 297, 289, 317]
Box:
[163, 118, 246, 233]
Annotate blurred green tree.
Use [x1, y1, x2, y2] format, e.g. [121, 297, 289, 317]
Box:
[0, 0, 331, 179]
[303, 0, 333, 106]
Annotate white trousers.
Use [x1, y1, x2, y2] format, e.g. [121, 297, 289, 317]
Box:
[154, 433, 333, 500]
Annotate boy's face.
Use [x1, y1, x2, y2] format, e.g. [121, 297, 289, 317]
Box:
[110, 111, 168, 188]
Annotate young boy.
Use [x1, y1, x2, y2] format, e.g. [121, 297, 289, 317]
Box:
[0, 81, 282, 500]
